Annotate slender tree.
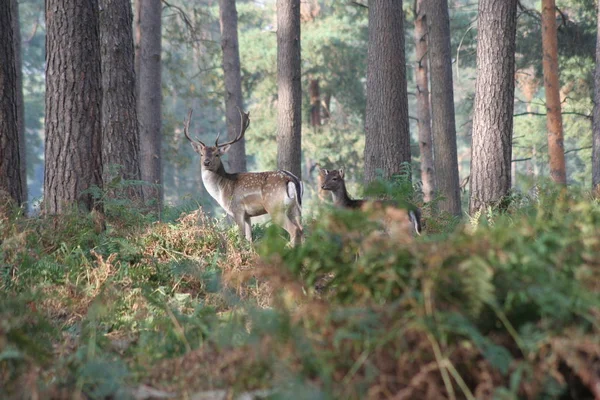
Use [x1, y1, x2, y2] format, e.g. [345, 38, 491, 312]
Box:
[138, 0, 163, 206]
[364, 0, 411, 184]
[469, 0, 518, 214]
[276, 0, 302, 179]
[44, 0, 103, 214]
[309, 78, 321, 128]
[414, 0, 435, 203]
[428, 0, 461, 215]
[0, 0, 23, 206]
[99, 0, 142, 201]
[592, 0, 600, 193]
[11, 0, 27, 206]
[541, 0, 566, 184]
[219, 0, 246, 172]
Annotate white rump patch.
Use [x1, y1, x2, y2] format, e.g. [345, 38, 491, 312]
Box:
[285, 181, 297, 206]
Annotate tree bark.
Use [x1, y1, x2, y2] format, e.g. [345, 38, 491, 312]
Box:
[134, 0, 142, 100]
[592, 0, 600, 193]
[138, 0, 163, 207]
[219, 0, 246, 173]
[11, 0, 27, 206]
[428, 0, 461, 215]
[276, 0, 302, 179]
[469, 0, 518, 214]
[0, 0, 23, 206]
[44, 0, 103, 214]
[99, 0, 143, 201]
[541, 0, 566, 185]
[364, 0, 411, 185]
[414, 0, 435, 203]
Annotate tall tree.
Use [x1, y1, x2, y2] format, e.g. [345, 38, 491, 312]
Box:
[134, 0, 142, 100]
[428, 0, 461, 215]
[276, 0, 302, 179]
[0, 0, 24, 206]
[414, 0, 435, 203]
[594, 0, 600, 193]
[541, 0, 566, 184]
[364, 0, 411, 184]
[99, 0, 143, 201]
[219, 0, 246, 173]
[469, 0, 518, 214]
[138, 0, 163, 206]
[44, 0, 103, 214]
[11, 0, 27, 206]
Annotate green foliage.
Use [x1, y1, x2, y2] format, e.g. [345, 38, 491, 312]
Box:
[2, 187, 600, 398]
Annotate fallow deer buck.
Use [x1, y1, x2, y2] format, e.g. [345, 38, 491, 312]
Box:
[320, 168, 422, 237]
[184, 109, 303, 246]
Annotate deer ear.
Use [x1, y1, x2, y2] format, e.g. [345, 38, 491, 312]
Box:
[339, 168, 344, 179]
[191, 142, 204, 153]
[321, 168, 329, 175]
[218, 144, 231, 154]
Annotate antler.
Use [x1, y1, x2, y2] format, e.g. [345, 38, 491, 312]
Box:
[183, 109, 206, 146]
[215, 107, 250, 148]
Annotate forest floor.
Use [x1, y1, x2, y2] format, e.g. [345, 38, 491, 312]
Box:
[1, 187, 600, 399]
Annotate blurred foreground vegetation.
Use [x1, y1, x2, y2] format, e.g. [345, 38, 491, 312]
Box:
[1, 183, 600, 399]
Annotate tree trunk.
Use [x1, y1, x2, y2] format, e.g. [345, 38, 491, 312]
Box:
[276, 0, 302, 179]
[541, 0, 566, 185]
[414, 0, 435, 203]
[138, 0, 163, 207]
[592, 0, 600, 193]
[428, 0, 461, 215]
[134, 0, 142, 100]
[364, 0, 411, 185]
[44, 0, 103, 214]
[469, 0, 518, 214]
[219, 0, 246, 173]
[11, 0, 27, 206]
[99, 0, 143, 201]
[0, 0, 24, 206]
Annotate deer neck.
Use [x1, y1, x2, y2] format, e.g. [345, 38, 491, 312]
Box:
[201, 164, 236, 214]
[331, 182, 362, 209]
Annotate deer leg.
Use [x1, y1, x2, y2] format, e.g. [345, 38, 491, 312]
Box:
[234, 213, 252, 242]
[284, 207, 303, 246]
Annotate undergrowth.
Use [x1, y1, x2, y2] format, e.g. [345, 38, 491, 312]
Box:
[1, 183, 599, 399]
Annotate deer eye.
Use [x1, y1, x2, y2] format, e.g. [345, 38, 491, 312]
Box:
[332, 178, 338, 181]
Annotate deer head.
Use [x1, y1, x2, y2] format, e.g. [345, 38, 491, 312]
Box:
[320, 168, 345, 192]
[184, 108, 250, 172]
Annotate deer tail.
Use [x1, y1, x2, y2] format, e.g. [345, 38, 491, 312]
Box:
[281, 170, 303, 207]
[408, 209, 422, 235]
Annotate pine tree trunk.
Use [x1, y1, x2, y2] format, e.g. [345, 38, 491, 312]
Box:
[414, 0, 435, 203]
[469, 0, 518, 214]
[44, 0, 103, 214]
[138, 0, 163, 207]
[219, 0, 246, 173]
[11, 0, 27, 206]
[428, 0, 461, 215]
[364, 0, 411, 184]
[592, 0, 600, 193]
[541, 0, 567, 185]
[134, 0, 142, 100]
[99, 0, 143, 201]
[276, 0, 302, 179]
[0, 0, 24, 206]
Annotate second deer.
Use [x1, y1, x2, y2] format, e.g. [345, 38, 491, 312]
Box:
[184, 109, 303, 246]
[319, 168, 422, 236]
